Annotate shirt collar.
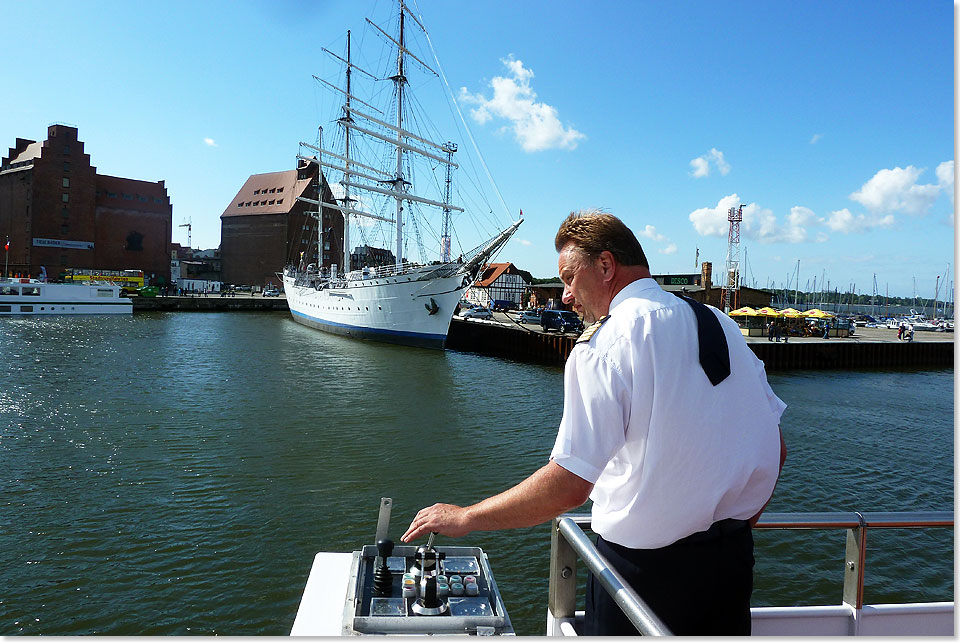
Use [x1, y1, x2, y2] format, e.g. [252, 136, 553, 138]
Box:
[609, 277, 660, 314]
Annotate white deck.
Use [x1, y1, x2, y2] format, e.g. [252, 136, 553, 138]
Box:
[290, 552, 354, 636]
[293, 551, 954, 637]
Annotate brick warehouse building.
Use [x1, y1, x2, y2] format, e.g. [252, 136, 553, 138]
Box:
[0, 124, 172, 282]
[220, 158, 342, 288]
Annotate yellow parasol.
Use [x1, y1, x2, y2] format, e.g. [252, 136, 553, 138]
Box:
[728, 306, 759, 316]
[779, 308, 803, 317]
[801, 308, 835, 318]
[756, 306, 781, 317]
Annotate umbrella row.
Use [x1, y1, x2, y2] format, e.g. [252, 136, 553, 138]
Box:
[728, 306, 835, 318]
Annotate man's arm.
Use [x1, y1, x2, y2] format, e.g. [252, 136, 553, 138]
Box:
[401, 461, 593, 542]
[749, 426, 787, 527]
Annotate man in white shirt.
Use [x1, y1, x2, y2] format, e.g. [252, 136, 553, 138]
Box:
[402, 210, 786, 635]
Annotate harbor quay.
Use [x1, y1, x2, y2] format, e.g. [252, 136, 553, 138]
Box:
[130, 292, 287, 312]
[445, 313, 954, 370]
[129, 298, 953, 370]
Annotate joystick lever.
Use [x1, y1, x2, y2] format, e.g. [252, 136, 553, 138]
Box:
[373, 538, 394, 597]
[410, 535, 449, 615]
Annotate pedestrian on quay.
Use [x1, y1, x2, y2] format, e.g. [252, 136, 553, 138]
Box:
[767, 320, 774, 341]
[402, 209, 787, 636]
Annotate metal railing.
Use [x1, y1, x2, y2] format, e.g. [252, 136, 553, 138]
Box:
[548, 511, 953, 636]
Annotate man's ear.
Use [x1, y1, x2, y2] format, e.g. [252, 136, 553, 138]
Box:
[598, 250, 616, 281]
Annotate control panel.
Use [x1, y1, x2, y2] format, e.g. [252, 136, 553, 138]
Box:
[339, 499, 514, 635]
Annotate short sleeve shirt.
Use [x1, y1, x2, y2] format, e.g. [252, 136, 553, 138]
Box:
[551, 278, 786, 549]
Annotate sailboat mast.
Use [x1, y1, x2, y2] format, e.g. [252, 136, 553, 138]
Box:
[343, 30, 353, 274]
[393, 7, 407, 268]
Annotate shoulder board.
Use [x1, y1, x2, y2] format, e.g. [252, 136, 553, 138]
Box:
[576, 315, 610, 344]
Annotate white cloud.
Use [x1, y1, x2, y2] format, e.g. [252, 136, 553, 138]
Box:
[850, 165, 942, 215]
[459, 56, 585, 152]
[690, 196, 826, 244]
[637, 224, 666, 242]
[825, 208, 895, 234]
[936, 160, 954, 201]
[689, 194, 742, 236]
[810, 133, 822, 144]
[517, 239, 532, 246]
[658, 243, 678, 255]
[689, 148, 730, 178]
[203, 137, 218, 147]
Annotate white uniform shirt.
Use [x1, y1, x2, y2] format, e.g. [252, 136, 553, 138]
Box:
[551, 278, 786, 549]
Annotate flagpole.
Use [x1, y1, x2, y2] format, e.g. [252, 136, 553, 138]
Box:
[3, 237, 8, 279]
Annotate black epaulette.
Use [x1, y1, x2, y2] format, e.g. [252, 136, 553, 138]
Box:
[576, 315, 610, 345]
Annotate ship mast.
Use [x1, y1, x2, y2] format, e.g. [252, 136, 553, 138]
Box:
[391, 8, 408, 268]
[342, 30, 353, 274]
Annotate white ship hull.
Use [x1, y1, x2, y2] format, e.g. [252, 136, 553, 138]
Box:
[282, 268, 467, 349]
[0, 279, 132, 316]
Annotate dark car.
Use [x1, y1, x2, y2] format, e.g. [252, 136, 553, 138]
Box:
[491, 299, 516, 312]
[517, 309, 541, 324]
[540, 309, 585, 334]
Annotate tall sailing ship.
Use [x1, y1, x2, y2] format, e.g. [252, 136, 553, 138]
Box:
[282, 2, 521, 349]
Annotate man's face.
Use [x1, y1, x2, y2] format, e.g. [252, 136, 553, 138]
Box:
[558, 243, 607, 324]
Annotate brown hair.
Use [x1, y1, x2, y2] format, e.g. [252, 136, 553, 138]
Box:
[554, 209, 649, 267]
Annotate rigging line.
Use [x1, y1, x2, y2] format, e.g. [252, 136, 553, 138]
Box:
[411, 0, 511, 221]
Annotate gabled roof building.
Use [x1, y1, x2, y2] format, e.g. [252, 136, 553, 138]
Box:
[0, 124, 172, 282]
[464, 262, 532, 307]
[220, 159, 342, 287]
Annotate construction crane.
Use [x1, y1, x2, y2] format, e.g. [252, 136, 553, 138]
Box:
[179, 218, 192, 249]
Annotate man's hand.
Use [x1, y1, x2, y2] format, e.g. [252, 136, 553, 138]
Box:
[402, 503, 472, 542]
[400, 461, 593, 543]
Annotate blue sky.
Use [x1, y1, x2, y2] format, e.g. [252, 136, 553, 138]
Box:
[2, 0, 954, 299]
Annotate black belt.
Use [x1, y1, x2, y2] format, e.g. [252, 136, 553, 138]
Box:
[676, 518, 749, 545]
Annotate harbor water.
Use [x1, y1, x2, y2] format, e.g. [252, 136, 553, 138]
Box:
[1, 312, 953, 635]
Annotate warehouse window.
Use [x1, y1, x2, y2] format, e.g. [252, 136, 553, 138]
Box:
[62, 193, 69, 202]
[62, 177, 70, 188]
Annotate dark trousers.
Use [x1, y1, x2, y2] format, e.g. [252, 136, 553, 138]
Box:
[584, 520, 754, 636]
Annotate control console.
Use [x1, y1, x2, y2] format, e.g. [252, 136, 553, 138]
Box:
[339, 498, 514, 635]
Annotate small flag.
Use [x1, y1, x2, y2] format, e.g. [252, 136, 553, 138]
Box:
[519, 209, 524, 218]
[695, 246, 699, 268]
[4, 237, 8, 252]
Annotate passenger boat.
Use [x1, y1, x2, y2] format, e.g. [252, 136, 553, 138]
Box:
[0, 278, 132, 316]
[281, 1, 521, 350]
[292, 501, 954, 636]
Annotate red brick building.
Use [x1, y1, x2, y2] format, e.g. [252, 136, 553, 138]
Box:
[220, 159, 342, 288]
[0, 124, 172, 282]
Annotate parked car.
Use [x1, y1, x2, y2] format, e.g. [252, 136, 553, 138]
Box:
[516, 309, 542, 324]
[135, 285, 159, 298]
[540, 309, 585, 334]
[491, 299, 516, 312]
[460, 306, 493, 320]
[263, 288, 280, 297]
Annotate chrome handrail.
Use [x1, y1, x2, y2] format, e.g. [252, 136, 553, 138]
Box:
[555, 517, 671, 636]
[548, 511, 953, 636]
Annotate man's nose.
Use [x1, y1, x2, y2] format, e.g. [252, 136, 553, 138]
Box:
[561, 286, 575, 305]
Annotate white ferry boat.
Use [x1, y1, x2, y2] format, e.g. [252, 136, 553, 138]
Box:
[292, 499, 953, 636]
[0, 278, 132, 316]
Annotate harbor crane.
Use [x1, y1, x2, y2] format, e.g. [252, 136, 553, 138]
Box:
[179, 218, 192, 249]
